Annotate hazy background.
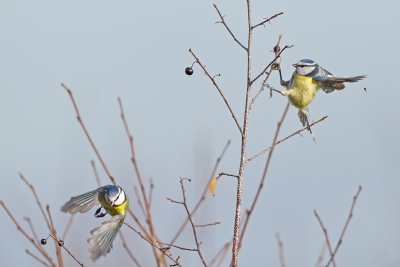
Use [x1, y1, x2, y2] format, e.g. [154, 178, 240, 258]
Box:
[1, 1, 399, 266]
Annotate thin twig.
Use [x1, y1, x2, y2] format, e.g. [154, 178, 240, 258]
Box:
[167, 177, 208, 266]
[120, 231, 142, 267]
[249, 35, 283, 109]
[24, 217, 40, 245]
[62, 214, 74, 240]
[149, 179, 154, 208]
[250, 45, 293, 85]
[0, 201, 56, 267]
[314, 210, 336, 267]
[252, 12, 284, 29]
[118, 97, 163, 267]
[276, 233, 286, 267]
[238, 103, 289, 250]
[26, 250, 51, 267]
[91, 160, 102, 187]
[326, 186, 362, 267]
[189, 49, 243, 136]
[48, 233, 84, 267]
[246, 116, 328, 163]
[195, 222, 220, 227]
[46, 206, 64, 267]
[19, 173, 51, 231]
[61, 83, 116, 185]
[170, 140, 230, 244]
[216, 242, 230, 267]
[120, 219, 183, 267]
[213, 4, 247, 51]
[156, 241, 198, 252]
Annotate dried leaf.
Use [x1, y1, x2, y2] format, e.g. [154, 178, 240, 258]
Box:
[209, 178, 218, 196]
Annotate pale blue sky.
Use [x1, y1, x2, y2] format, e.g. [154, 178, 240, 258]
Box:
[1, 1, 399, 266]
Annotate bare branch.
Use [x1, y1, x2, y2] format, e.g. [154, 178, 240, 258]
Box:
[314, 210, 337, 267]
[213, 4, 247, 51]
[246, 116, 328, 163]
[250, 35, 283, 109]
[315, 242, 327, 267]
[252, 12, 284, 29]
[0, 201, 57, 267]
[208, 242, 230, 267]
[189, 49, 243, 136]
[61, 83, 116, 185]
[19, 173, 51, 231]
[195, 222, 220, 228]
[170, 140, 230, 244]
[326, 186, 362, 267]
[250, 45, 293, 85]
[24, 217, 40, 245]
[48, 233, 84, 267]
[121, 219, 183, 267]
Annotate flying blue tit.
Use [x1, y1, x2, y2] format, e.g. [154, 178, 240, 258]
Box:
[61, 185, 129, 261]
[273, 59, 366, 140]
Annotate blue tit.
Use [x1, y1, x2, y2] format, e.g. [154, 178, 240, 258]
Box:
[61, 185, 129, 261]
[273, 59, 366, 140]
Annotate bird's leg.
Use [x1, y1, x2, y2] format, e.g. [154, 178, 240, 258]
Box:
[94, 207, 107, 218]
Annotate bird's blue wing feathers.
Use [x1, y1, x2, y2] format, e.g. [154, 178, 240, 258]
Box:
[87, 214, 124, 261]
[61, 185, 112, 214]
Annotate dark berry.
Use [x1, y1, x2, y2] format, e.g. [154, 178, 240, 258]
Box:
[57, 240, 64, 246]
[41, 239, 47, 245]
[273, 45, 280, 53]
[185, 67, 193, 75]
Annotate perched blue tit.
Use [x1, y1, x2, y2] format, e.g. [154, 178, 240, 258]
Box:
[273, 59, 366, 140]
[61, 185, 129, 261]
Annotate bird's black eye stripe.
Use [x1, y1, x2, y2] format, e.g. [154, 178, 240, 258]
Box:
[297, 65, 314, 68]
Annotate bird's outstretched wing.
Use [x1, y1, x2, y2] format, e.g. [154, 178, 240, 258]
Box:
[61, 185, 111, 214]
[87, 214, 124, 261]
[313, 68, 366, 93]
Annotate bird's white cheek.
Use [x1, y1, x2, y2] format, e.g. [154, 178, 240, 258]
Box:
[113, 191, 126, 206]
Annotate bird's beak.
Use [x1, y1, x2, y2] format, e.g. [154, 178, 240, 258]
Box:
[292, 64, 297, 68]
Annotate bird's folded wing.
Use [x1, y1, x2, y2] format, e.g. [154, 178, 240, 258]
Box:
[60, 185, 111, 214]
[87, 215, 123, 261]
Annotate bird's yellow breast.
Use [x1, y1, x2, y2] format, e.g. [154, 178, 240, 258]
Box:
[100, 196, 129, 217]
[288, 72, 322, 109]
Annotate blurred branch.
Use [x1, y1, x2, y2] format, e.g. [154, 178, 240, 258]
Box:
[170, 140, 230, 244]
[326, 186, 362, 267]
[189, 49, 243, 136]
[276, 233, 286, 267]
[208, 241, 230, 267]
[134, 186, 147, 218]
[246, 115, 328, 163]
[120, 231, 142, 267]
[24, 217, 40, 245]
[26, 250, 51, 267]
[0, 201, 56, 267]
[62, 214, 74, 240]
[46, 206, 64, 267]
[315, 242, 327, 267]
[314, 210, 336, 267]
[252, 12, 284, 29]
[118, 97, 164, 266]
[213, 4, 247, 51]
[61, 83, 116, 185]
[167, 177, 208, 266]
[91, 160, 102, 187]
[19, 173, 51, 231]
